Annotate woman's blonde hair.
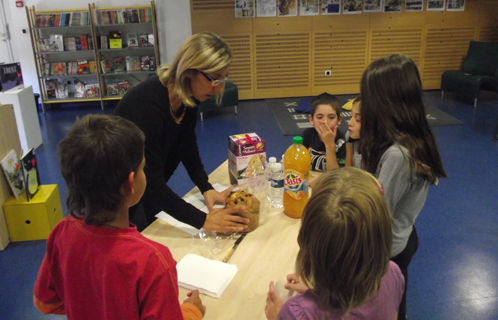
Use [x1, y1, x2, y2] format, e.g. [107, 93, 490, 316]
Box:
[296, 167, 392, 314]
[157, 32, 232, 107]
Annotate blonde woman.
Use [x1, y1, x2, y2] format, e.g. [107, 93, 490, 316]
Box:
[265, 167, 404, 320]
[115, 32, 249, 233]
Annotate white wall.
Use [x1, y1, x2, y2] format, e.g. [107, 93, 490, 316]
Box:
[5, 0, 191, 95]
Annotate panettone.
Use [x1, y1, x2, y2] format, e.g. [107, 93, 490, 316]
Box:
[226, 190, 260, 232]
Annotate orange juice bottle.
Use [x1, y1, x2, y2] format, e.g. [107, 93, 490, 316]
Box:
[283, 136, 311, 219]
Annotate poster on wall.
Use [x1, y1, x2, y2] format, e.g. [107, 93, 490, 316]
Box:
[384, 0, 402, 12]
[427, 0, 445, 11]
[405, 0, 424, 11]
[278, 0, 298, 16]
[257, 0, 277, 17]
[321, 0, 341, 14]
[300, 0, 320, 16]
[446, 0, 465, 11]
[364, 0, 382, 12]
[344, 0, 363, 13]
[235, 0, 256, 17]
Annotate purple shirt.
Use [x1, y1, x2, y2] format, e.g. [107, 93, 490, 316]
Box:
[277, 261, 404, 320]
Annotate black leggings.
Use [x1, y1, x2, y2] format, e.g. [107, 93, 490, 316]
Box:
[391, 226, 419, 320]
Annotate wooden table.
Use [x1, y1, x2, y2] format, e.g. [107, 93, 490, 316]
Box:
[142, 160, 303, 320]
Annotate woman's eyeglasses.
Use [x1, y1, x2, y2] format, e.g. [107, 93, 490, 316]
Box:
[198, 70, 230, 87]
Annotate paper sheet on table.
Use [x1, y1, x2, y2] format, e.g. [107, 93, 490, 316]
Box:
[154, 183, 228, 235]
[177, 253, 238, 298]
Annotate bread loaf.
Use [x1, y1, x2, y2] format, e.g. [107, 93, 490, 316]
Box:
[226, 191, 260, 232]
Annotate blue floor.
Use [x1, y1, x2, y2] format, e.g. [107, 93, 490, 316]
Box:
[0, 91, 497, 319]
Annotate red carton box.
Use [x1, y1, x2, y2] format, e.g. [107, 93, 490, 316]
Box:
[228, 133, 266, 185]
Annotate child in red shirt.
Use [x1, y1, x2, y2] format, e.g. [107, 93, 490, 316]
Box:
[33, 114, 205, 320]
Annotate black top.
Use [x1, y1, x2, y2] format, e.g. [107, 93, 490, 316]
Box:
[302, 127, 347, 171]
[114, 76, 212, 229]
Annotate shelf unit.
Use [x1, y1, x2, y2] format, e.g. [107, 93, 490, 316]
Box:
[26, 1, 160, 112]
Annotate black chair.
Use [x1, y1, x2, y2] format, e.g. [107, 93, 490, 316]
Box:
[199, 82, 238, 121]
[441, 40, 498, 107]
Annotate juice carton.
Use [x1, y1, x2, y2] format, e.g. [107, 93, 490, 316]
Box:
[228, 133, 266, 185]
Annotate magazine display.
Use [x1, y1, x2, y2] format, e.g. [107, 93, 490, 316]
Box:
[1, 150, 24, 199]
[21, 148, 41, 202]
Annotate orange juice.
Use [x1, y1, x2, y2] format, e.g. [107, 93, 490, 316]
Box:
[283, 136, 311, 219]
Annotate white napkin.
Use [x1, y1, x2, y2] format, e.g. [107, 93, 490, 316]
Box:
[177, 253, 238, 298]
[154, 183, 227, 235]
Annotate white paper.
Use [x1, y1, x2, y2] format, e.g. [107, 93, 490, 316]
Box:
[177, 253, 238, 298]
[154, 183, 228, 235]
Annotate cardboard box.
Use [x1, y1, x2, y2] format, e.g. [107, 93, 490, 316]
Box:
[228, 133, 266, 185]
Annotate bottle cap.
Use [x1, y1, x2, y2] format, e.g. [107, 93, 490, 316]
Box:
[269, 157, 276, 163]
[293, 136, 303, 144]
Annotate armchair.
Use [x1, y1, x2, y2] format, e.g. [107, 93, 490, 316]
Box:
[441, 40, 498, 107]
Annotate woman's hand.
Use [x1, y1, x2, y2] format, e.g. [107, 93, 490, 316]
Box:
[265, 281, 284, 320]
[203, 187, 233, 212]
[202, 206, 249, 233]
[284, 273, 310, 294]
[183, 290, 206, 316]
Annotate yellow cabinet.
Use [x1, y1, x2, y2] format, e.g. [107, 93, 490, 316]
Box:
[3, 184, 63, 242]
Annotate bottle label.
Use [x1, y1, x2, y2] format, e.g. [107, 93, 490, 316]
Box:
[270, 178, 284, 188]
[284, 170, 309, 200]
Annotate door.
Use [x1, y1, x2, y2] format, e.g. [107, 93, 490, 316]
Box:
[0, 0, 14, 63]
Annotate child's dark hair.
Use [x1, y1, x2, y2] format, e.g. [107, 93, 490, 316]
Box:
[309, 93, 341, 117]
[58, 114, 145, 226]
[359, 54, 447, 183]
[296, 167, 392, 314]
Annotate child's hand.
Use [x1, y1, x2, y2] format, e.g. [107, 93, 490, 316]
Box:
[183, 290, 206, 316]
[316, 122, 337, 148]
[265, 281, 284, 320]
[285, 273, 310, 294]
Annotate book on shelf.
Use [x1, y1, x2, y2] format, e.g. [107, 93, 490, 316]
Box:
[140, 55, 150, 71]
[127, 9, 140, 23]
[49, 34, 64, 52]
[64, 37, 76, 51]
[77, 59, 90, 74]
[118, 80, 129, 96]
[100, 59, 113, 73]
[88, 35, 94, 50]
[89, 61, 96, 73]
[108, 30, 122, 49]
[127, 33, 138, 47]
[149, 56, 156, 71]
[74, 80, 86, 98]
[1, 150, 24, 199]
[105, 78, 119, 95]
[75, 36, 82, 51]
[100, 35, 108, 49]
[51, 62, 67, 76]
[126, 55, 141, 71]
[55, 81, 68, 99]
[37, 39, 49, 52]
[148, 33, 155, 46]
[80, 34, 88, 50]
[46, 79, 57, 98]
[43, 63, 51, 76]
[85, 84, 99, 97]
[67, 62, 74, 75]
[21, 148, 41, 202]
[112, 56, 126, 72]
[139, 33, 148, 47]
